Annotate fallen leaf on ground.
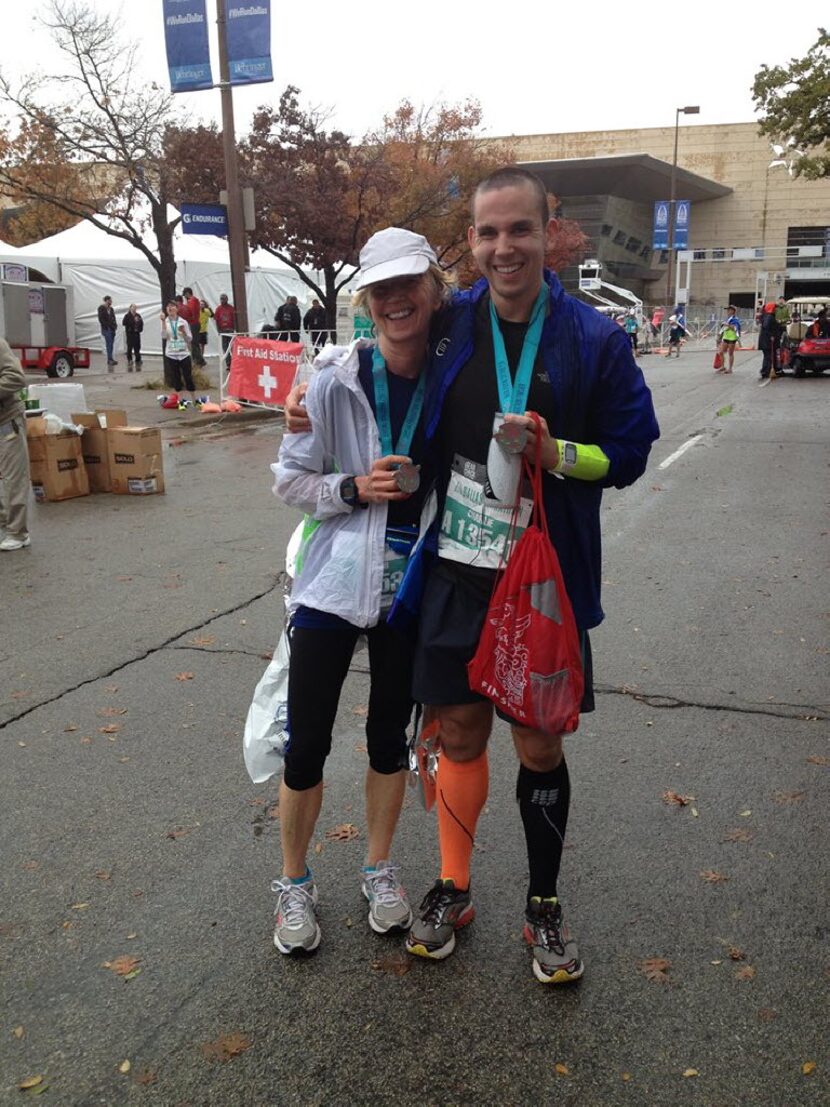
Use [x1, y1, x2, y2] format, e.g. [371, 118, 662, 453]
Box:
[774, 790, 805, 804]
[806, 755, 829, 766]
[106, 685, 119, 693]
[662, 790, 693, 806]
[352, 704, 368, 717]
[266, 804, 280, 820]
[134, 1068, 157, 1086]
[116, 575, 132, 582]
[118, 1060, 131, 1074]
[22, 861, 39, 872]
[176, 672, 195, 681]
[18, 1076, 43, 1089]
[64, 724, 79, 733]
[554, 1063, 569, 1076]
[95, 870, 111, 881]
[325, 823, 359, 841]
[621, 1072, 631, 1082]
[700, 870, 729, 884]
[13, 1026, 24, 1039]
[716, 403, 733, 416]
[98, 724, 120, 735]
[191, 635, 216, 646]
[353, 743, 367, 753]
[80, 737, 92, 745]
[682, 1068, 699, 1077]
[802, 1061, 816, 1075]
[371, 953, 411, 977]
[735, 965, 756, 981]
[70, 903, 89, 911]
[739, 809, 752, 817]
[201, 1032, 251, 1063]
[103, 955, 141, 976]
[166, 825, 199, 840]
[313, 842, 323, 854]
[722, 828, 753, 843]
[728, 946, 745, 961]
[758, 1008, 777, 1022]
[639, 957, 671, 983]
[97, 707, 128, 717]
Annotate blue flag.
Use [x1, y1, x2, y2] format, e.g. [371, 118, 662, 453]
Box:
[163, 0, 213, 93]
[653, 201, 670, 250]
[674, 201, 690, 250]
[225, 1, 274, 85]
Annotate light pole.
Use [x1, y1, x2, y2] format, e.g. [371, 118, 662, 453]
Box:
[665, 105, 699, 310]
[216, 0, 249, 334]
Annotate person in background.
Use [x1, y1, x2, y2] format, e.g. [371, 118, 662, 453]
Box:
[98, 295, 117, 369]
[665, 312, 684, 357]
[0, 338, 31, 551]
[122, 304, 144, 372]
[198, 299, 214, 362]
[808, 306, 829, 338]
[214, 294, 236, 361]
[758, 302, 783, 379]
[180, 287, 205, 367]
[303, 298, 328, 355]
[275, 296, 301, 343]
[716, 305, 741, 374]
[623, 309, 640, 354]
[774, 297, 790, 327]
[160, 302, 197, 406]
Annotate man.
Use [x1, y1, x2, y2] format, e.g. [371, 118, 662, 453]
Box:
[284, 169, 659, 985]
[0, 338, 31, 551]
[275, 296, 301, 343]
[180, 287, 205, 366]
[97, 295, 117, 368]
[403, 168, 658, 984]
[303, 298, 327, 354]
[758, 302, 783, 379]
[214, 293, 236, 361]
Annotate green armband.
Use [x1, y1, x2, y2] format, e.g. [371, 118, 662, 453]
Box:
[550, 440, 610, 481]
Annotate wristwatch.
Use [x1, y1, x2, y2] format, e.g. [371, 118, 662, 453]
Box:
[340, 475, 359, 508]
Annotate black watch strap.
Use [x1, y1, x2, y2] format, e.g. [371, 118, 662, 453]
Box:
[340, 475, 358, 508]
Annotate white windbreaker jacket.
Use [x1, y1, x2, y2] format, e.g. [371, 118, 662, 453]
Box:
[271, 340, 390, 628]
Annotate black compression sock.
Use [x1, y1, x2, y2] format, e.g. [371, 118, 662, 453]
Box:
[517, 759, 570, 901]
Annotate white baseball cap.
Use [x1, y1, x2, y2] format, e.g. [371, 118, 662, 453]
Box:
[353, 227, 437, 291]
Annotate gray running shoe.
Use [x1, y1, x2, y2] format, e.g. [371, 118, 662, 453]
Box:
[272, 877, 320, 955]
[362, 860, 413, 934]
[406, 879, 474, 960]
[524, 896, 583, 984]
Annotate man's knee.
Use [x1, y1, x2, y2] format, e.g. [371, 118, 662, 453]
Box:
[435, 702, 491, 762]
[512, 727, 564, 772]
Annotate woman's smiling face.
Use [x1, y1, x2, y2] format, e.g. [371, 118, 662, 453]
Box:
[366, 273, 439, 344]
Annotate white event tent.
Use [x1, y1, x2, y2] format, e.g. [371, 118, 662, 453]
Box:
[0, 214, 318, 356]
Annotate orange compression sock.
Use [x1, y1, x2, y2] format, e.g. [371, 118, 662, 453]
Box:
[436, 751, 489, 890]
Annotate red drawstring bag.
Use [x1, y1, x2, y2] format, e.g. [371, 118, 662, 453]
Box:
[713, 351, 723, 370]
[467, 416, 584, 735]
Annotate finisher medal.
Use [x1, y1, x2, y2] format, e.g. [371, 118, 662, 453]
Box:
[495, 419, 528, 454]
[393, 462, 420, 493]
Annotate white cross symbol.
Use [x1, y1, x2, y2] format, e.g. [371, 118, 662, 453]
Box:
[257, 366, 276, 398]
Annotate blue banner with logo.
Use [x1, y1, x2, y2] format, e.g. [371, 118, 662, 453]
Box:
[653, 201, 670, 250]
[181, 203, 229, 236]
[225, 1, 273, 85]
[674, 200, 690, 250]
[163, 0, 213, 92]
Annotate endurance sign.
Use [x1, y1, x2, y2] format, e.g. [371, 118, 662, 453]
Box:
[163, 0, 213, 92]
[226, 2, 274, 85]
[181, 204, 229, 235]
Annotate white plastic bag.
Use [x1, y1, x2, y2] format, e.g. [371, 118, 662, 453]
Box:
[243, 627, 291, 784]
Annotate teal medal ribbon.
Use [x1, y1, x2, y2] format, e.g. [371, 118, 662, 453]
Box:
[371, 346, 426, 457]
[489, 284, 548, 414]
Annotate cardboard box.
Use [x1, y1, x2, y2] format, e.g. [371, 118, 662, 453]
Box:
[71, 409, 128, 493]
[29, 433, 89, 503]
[107, 426, 165, 495]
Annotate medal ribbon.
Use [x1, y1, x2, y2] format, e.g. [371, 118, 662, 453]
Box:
[371, 346, 426, 457]
[489, 284, 548, 414]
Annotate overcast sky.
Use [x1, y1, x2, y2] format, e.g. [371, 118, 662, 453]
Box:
[0, 2, 822, 140]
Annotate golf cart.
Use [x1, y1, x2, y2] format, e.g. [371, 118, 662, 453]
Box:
[781, 296, 830, 377]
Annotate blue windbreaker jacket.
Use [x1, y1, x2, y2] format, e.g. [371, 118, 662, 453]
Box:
[422, 271, 660, 631]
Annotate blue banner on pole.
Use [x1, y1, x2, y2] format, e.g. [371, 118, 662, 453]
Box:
[181, 203, 229, 236]
[225, 1, 273, 85]
[653, 201, 670, 250]
[674, 200, 690, 250]
[163, 0, 213, 92]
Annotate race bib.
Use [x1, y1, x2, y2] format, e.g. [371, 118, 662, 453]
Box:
[381, 525, 417, 608]
[439, 454, 532, 571]
[167, 334, 187, 355]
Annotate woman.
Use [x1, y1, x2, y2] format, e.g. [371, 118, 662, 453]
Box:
[159, 301, 197, 406]
[270, 228, 453, 955]
[122, 304, 144, 371]
[716, 305, 741, 374]
[198, 299, 213, 360]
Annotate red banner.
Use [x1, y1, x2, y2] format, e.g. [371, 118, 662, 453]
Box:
[226, 337, 304, 406]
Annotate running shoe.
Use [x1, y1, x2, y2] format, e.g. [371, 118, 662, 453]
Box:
[405, 879, 474, 960]
[362, 860, 413, 933]
[271, 876, 320, 955]
[523, 896, 583, 984]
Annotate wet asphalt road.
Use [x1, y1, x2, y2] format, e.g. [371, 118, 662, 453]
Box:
[1, 345, 828, 1106]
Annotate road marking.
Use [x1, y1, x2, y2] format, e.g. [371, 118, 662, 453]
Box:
[658, 435, 703, 470]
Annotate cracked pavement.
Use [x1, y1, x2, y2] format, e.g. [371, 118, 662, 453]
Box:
[1, 346, 828, 1105]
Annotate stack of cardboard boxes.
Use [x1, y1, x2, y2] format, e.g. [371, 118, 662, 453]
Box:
[26, 409, 165, 502]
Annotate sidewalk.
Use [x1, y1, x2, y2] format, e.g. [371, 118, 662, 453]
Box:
[24, 350, 282, 434]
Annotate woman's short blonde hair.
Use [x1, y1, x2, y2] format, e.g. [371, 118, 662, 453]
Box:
[352, 262, 456, 315]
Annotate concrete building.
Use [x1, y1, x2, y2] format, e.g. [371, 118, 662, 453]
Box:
[500, 122, 830, 317]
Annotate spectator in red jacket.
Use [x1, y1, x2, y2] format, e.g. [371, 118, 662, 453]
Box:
[181, 287, 205, 366]
[214, 293, 236, 361]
